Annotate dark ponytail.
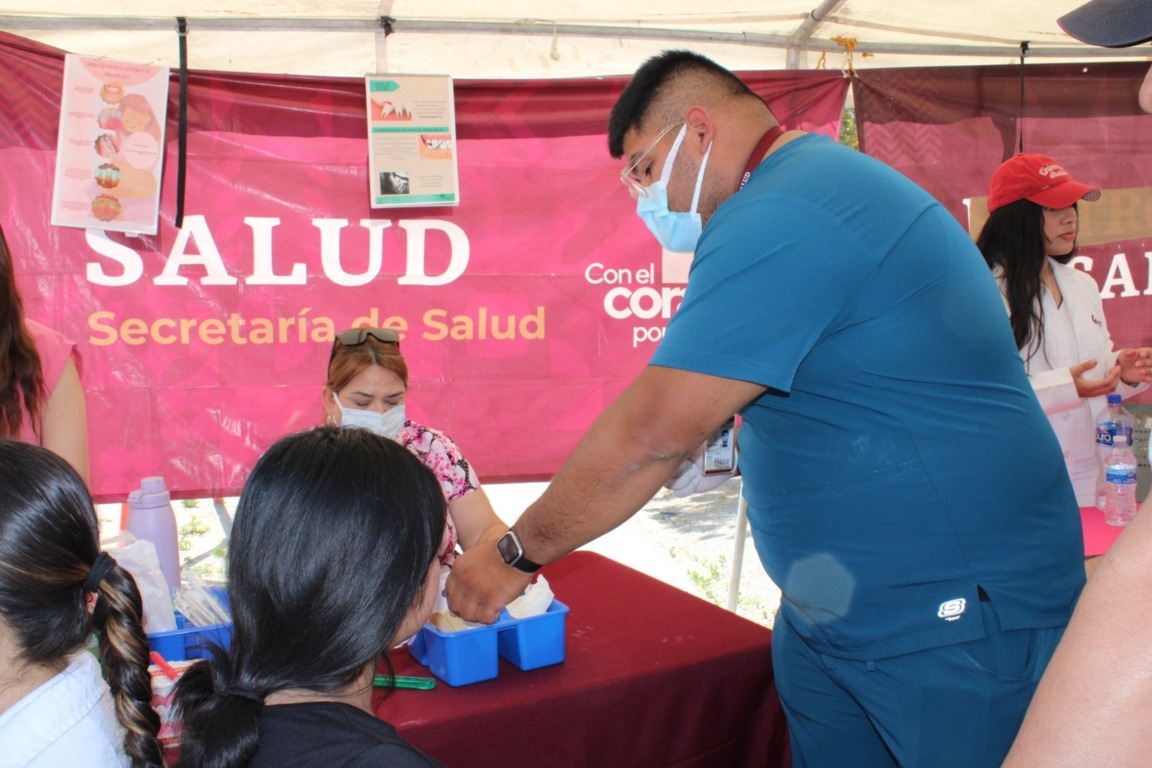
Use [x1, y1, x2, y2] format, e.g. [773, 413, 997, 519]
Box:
[172, 426, 445, 767]
[0, 440, 163, 767]
[90, 561, 165, 767]
[172, 653, 265, 768]
[975, 198, 1077, 363]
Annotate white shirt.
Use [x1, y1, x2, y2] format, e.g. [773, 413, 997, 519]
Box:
[0, 651, 129, 768]
[996, 259, 1147, 506]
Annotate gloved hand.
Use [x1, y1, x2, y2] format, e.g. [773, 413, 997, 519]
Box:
[664, 450, 738, 497]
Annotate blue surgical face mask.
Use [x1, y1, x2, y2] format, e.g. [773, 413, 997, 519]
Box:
[635, 125, 712, 253]
[339, 403, 406, 439]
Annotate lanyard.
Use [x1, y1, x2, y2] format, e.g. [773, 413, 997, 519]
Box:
[738, 126, 784, 191]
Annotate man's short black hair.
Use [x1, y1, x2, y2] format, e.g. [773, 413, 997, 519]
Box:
[607, 50, 759, 158]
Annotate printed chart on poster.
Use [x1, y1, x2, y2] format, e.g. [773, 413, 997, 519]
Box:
[365, 74, 459, 208]
[51, 54, 169, 235]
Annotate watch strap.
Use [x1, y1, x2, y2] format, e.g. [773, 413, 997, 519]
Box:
[499, 530, 543, 573]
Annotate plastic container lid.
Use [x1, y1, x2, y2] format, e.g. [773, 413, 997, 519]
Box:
[128, 476, 171, 508]
[1108, 394, 1123, 404]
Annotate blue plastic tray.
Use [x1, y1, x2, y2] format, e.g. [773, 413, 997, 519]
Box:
[408, 600, 569, 687]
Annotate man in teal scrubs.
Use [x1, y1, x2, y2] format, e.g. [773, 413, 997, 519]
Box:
[449, 50, 1084, 766]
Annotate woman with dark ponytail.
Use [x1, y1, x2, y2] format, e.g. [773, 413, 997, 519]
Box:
[172, 426, 448, 768]
[0, 439, 162, 767]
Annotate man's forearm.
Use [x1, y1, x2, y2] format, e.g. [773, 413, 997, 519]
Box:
[513, 365, 763, 564]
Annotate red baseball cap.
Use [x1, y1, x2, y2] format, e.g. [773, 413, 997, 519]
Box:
[987, 154, 1101, 213]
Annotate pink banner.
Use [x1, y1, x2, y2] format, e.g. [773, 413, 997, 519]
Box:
[0, 32, 849, 500]
[855, 62, 1152, 393]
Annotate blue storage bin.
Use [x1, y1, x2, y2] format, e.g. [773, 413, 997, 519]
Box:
[411, 620, 500, 687]
[408, 600, 569, 686]
[497, 600, 569, 670]
[147, 588, 233, 662]
[147, 613, 233, 662]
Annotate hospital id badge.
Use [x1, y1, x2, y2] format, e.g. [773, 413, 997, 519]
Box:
[702, 418, 737, 475]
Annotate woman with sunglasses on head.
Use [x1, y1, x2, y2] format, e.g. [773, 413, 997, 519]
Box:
[323, 328, 509, 567]
[976, 154, 1152, 512]
[0, 440, 162, 768]
[0, 222, 89, 483]
[172, 427, 447, 768]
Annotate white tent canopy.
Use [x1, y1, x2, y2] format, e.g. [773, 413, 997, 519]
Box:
[1, 1, 1150, 79]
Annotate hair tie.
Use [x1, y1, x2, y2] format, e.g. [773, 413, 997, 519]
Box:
[84, 551, 118, 593]
[223, 686, 265, 708]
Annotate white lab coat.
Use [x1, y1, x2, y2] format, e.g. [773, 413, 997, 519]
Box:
[996, 260, 1148, 506]
[0, 651, 129, 768]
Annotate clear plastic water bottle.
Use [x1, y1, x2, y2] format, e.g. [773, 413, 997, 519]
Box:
[1104, 432, 1138, 526]
[125, 476, 181, 591]
[1095, 394, 1135, 509]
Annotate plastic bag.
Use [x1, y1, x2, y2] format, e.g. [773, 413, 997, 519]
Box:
[100, 531, 177, 633]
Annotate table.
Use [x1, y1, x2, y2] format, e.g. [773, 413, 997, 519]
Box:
[374, 551, 790, 768]
[1081, 505, 1128, 556]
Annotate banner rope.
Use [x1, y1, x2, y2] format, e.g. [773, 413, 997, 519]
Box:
[1017, 41, 1029, 154]
[175, 17, 188, 229]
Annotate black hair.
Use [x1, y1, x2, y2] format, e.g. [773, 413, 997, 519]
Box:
[0, 439, 163, 767]
[0, 224, 46, 438]
[976, 198, 1079, 358]
[172, 426, 446, 768]
[608, 49, 760, 158]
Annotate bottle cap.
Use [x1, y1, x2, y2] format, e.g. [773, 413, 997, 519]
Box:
[1108, 393, 1123, 404]
[128, 476, 171, 508]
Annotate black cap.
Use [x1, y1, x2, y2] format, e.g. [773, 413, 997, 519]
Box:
[1058, 0, 1152, 48]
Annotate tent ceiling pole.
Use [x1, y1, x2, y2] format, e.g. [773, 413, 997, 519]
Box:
[0, 15, 1147, 61]
[787, 0, 848, 69]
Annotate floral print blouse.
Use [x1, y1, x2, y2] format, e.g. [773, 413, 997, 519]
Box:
[395, 419, 481, 565]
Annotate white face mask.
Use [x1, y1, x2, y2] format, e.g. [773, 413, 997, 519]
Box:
[339, 403, 406, 439]
[635, 124, 712, 253]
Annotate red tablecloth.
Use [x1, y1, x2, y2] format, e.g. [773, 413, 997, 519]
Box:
[1081, 505, 1128, 556]
[375, 550, 790, 768]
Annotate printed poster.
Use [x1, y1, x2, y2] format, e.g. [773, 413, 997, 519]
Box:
[51, 54, 169, 235]
[365, 74, 459, 208]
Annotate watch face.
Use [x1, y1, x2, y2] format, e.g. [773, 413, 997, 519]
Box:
[497, 531, 521, 565]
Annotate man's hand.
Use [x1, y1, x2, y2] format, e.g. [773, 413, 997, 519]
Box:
[446, 541, 534, 623]
[1071, 358, 1121, 399]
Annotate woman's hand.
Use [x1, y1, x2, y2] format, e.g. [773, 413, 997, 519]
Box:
[1071, 358, 1121, 399]
[1117, 348, 1152, 386]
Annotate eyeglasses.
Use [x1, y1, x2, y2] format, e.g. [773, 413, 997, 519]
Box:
[619, 121, 685, 199]
[329, 327, 400, 366]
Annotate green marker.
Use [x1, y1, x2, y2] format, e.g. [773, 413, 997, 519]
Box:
[373, 674, 436, 690]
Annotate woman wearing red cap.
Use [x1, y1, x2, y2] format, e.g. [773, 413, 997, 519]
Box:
[976, 153, 1152, 511]
[1004, 5, 1152, 764]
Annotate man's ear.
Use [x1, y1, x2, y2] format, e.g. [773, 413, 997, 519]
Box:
[683, 105, 714, 153]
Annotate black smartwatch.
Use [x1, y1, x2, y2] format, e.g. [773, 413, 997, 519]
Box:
[496, 529, 542, 573]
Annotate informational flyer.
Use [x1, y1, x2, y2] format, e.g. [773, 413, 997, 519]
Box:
[51, 55, 169, 234]
[365, 74, 459, 208]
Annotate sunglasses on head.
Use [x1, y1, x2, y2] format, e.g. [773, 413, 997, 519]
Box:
[328, 327, 400, 366]
[335, 328, 400, 346]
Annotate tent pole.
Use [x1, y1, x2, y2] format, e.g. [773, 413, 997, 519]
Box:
[0, 15, 1147, 62]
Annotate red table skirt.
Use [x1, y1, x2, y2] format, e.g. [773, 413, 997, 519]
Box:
[375, 551, 790, 768]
